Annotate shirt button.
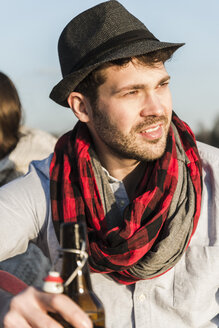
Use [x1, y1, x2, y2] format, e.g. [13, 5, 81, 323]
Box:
[138, 294, 146, 302]
[119, 200, 125, 206]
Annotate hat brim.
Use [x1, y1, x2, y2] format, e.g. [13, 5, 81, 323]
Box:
[50, 39, 184, 107]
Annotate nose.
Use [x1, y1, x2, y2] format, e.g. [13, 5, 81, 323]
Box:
[140, 92, 164, 117]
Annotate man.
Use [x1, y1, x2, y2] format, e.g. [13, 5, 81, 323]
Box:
[0, 1, 219, 327]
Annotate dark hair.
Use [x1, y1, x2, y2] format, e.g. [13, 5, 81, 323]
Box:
[0, 72, 22, 159]
[75, 48, 175, 107]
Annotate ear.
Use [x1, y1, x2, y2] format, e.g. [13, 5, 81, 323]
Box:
[67, 92, 91, 123]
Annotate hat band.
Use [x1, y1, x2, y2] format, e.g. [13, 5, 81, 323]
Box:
[70, 29, 158, 74]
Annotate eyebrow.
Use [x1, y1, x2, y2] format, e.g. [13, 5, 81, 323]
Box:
[112, 84, 145, 94]
[158, 75, 171, 86]
[111, 74, 171, 94]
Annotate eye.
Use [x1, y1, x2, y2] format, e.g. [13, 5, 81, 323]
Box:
[159, 81, 170, 88]
[124, 90, 138, 96]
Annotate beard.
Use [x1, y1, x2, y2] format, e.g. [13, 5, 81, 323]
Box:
[91, 105, 171, 162]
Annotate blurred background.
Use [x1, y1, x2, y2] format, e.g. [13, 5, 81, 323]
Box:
[1, 0, 219, 146]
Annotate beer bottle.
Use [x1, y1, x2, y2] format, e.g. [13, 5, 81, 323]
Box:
[44, 221, 105, 328]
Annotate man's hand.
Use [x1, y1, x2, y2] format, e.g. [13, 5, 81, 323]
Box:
[2, 286, 92, 328]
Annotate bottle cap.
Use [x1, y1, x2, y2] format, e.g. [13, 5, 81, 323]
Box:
[42, 271, 64, 294]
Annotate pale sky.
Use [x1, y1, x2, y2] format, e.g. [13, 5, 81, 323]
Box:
[1, 0, 219, 135]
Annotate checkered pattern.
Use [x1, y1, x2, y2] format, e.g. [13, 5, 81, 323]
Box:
[50, 112, 202, 284]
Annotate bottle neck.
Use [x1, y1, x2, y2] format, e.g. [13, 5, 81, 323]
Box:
[60, 222, 93, 296]
[61, 251, 93, 294]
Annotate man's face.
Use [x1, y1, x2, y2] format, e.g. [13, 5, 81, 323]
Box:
[88, 60, 172, 162]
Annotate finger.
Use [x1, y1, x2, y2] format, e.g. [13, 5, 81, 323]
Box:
[37, 291, 92, 328]
[25, 308, 64, 328]
[4, 310, 32, 328]
[9, 286, 92, 328]
[8, 288, 63, 328]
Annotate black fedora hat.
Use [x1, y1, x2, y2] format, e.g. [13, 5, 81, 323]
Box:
[50, 0, 184, 107]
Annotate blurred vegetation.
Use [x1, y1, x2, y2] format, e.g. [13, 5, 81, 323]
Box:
[195, 115, 219, 148]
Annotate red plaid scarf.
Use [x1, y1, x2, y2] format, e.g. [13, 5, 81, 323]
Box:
[50, 112, 202, 284]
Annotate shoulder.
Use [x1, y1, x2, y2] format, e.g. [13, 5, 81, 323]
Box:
[0, 155, 52, 234]
[0, 156, 52, 261]
[28, 154, 52, 181]
[9, 127, 57, 174]
[197, 141, 219, 195]
[0, 155, 52, 196]
[197, 141, 219, 184]
[19, 126, 57, 151]
[197, 141, 219, 166]
[197, 141, 219, 185]
[194, 142, 219, 246]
